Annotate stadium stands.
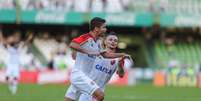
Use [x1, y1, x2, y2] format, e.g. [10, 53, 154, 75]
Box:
[33, 33, 58, 62]
[0, 42, 35, 69]
[1, 0, 201, 14]
[0, 0, 126, 12]
[0, 0, 14, 10]
[0, 30, 74, 70]
[154, 40, 201, 68]
[33, 33, 74, 70]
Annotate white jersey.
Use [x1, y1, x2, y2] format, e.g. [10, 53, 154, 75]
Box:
[6, 46, 20, 66]
[72, 33, 102, 75]
[67, 33, 102, 97]
[89, 56, 119, 90]
[5, 46, 21, 77]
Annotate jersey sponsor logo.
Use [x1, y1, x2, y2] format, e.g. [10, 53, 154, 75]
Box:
[110, 60, 116, 65]
[95, 64, 114, 75]
[89, 39, 94, 47]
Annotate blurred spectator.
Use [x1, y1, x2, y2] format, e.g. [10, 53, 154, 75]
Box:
[159, 0, 168, 12]
[0, 0, 125, 12]
[0, 0, 200, 13]
[0, 0, 15, 9]
[105, 0, 124, 12]
[0, 29, 76, 70]
[164, 36, 176, 58]
[90, 0, 104, 12]
[0, 30, 40, 70]
[74, 0, 90, 12]
[0, 30, 4, 68]
[64, 0, 74, 12]
[121, 0, 131, 11]
[149, 0, 159, 12]
[186, 35, 194, 43]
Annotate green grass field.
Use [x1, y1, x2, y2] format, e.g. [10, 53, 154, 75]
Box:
[0, 84, 201, 101]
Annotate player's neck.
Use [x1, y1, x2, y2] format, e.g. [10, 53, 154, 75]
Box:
[106, 48, 116, 53]
[89, 31, 98, 40]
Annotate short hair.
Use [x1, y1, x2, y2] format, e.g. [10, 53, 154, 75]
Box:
[102, 31, 119, 49]
[106, 31, 119, 39]
[90, 17, 106, 31]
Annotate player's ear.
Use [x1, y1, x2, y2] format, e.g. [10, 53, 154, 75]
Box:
[104, 40, 107, 47]
[94, 27, 99, 32]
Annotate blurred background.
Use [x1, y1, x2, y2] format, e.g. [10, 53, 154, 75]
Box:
[0, 0, 201, 101]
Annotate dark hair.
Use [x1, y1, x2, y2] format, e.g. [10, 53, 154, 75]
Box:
[90, 17, 106, 31]
[106, 31, 118, 39]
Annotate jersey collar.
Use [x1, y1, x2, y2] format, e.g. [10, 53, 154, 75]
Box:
[88, 32, 98, 41]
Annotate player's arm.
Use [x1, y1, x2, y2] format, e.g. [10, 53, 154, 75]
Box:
[0, 32, 8, 48]
[71, 49, 77, 60]
[101, 51, 130, 59]
[0, 31, 5, 45]
[21, 32, 34, 48]
[69, 42, 99, 55]
[0, 31, 2, 43]
[70, 35, 100, 55]
[117, 57, 125, 78]
[69, 41, 89, 54]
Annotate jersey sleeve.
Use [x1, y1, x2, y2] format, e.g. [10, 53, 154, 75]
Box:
[71, 34, 91, 45]
[119, 57, 125, 68]
[116, 57, 124, 70]
[116, 57, 125, 77]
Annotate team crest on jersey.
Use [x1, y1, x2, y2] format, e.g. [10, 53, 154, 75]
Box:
[110, 60, 116, 65]
[88, 39, 93, 46]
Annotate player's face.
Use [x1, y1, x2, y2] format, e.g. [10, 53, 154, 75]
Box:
[105, 35, 118, 49]
[13, 32, 21, 43]
[96, 23, 107, 37]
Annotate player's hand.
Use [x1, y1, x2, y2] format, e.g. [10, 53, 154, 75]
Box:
[100, 49, 107, 54]
[123, 54, 131, 59]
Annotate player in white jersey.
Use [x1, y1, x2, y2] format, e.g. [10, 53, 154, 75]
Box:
[1, 31, 33, 95]
[79, 32, 131, 101]
[5, 43, 21, 95]
[65, 17, 129, 101]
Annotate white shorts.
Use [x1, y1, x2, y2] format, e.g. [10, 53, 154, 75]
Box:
[6, 64, 20, 78]
[65, 85, 81, 100]
[79, 93, 93, 101]
[79, 87, 105, 101]
[70, 70, 99, 96]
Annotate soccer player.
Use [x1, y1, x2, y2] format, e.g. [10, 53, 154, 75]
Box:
[64, 17, 128, 101]
[1, 31, 33, 95]
[79, 32, 132, 101]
